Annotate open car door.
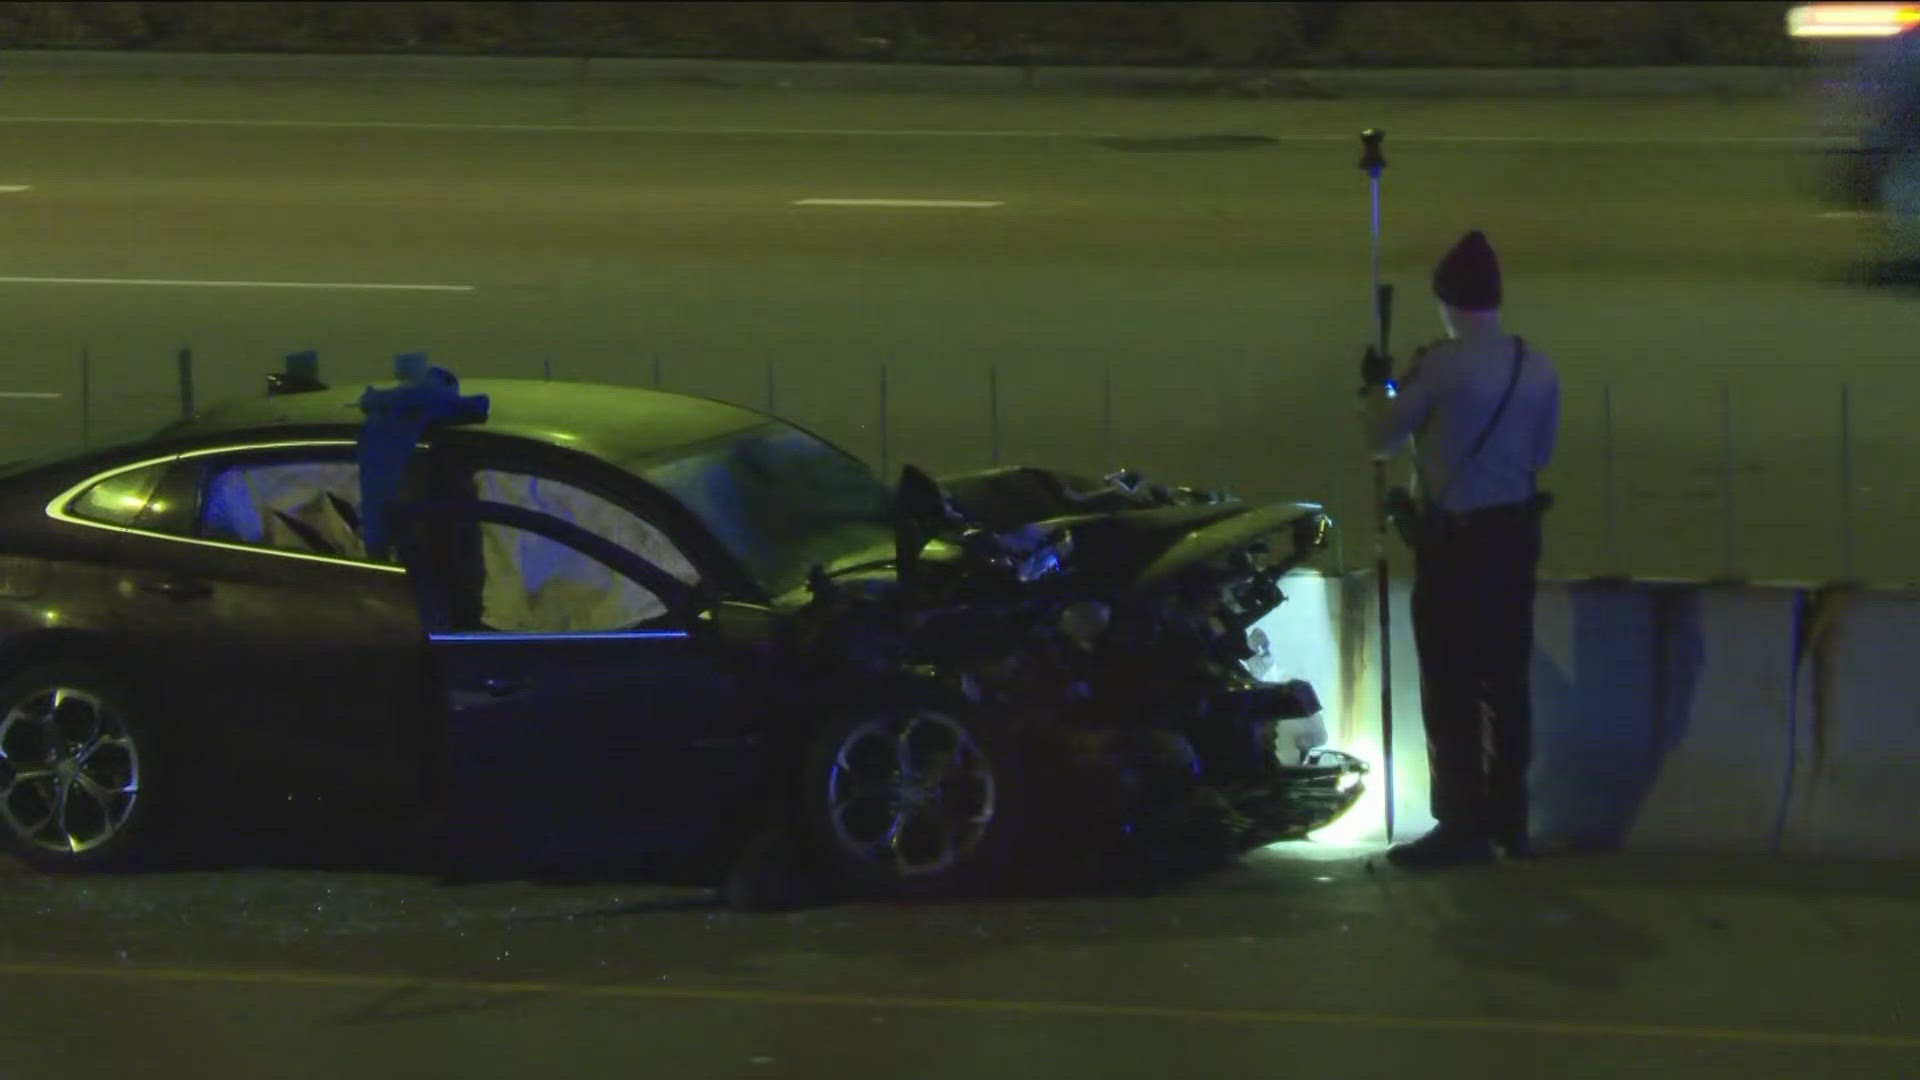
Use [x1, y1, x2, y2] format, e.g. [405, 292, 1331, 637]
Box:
[392, 496, 775, 877]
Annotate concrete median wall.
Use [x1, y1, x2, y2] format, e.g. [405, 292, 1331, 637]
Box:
[1781, 593, 1920, 858]
[1254, 570, 1920, 857]
[2, 48, 1811, 98]
[1618, 587, 1799, 855]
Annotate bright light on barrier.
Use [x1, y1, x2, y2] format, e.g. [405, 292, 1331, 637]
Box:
[1788, 3, 1920, 37]
[1245, 570, 1399, 848]
[1306, 728, 1389, 846]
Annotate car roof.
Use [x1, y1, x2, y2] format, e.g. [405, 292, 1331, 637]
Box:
[154, 378, 772, 464]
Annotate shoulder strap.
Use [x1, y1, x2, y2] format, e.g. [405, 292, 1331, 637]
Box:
[1464, 335, 1526, 463]
[1422, 336, 1526, 512]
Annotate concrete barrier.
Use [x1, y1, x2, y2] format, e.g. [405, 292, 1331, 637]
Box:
[1782, 591, 1920, 858]
[1254, 569, 1426, 846]
[1249, 568, 1345, 752]
[1254, 571, 1920, 858]
[1526, 580, 1666, 852]
[1620, 587, 1798, 855]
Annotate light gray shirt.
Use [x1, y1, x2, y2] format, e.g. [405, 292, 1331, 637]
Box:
[1373, 324, 1560, 513]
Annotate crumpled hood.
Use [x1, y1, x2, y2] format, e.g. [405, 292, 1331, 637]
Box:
[1124, 500, 1327, 589]
[932, 465, 1327, 594]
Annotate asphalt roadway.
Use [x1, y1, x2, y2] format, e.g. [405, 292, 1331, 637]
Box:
[3, 72, 1919, 584]
[4, 842, 1920, 1079]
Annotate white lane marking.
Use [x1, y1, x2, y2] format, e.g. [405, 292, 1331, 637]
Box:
[0, 276, 472, 292]
[0, 116, 1847, 146]
[793, 198, 1003, 208]
[0, 185, 30, 193]
[1818, 210, 1875, 219]
[0, 391, 61, 399]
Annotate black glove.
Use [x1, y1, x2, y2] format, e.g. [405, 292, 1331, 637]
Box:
[1359, 346, 1393, 393]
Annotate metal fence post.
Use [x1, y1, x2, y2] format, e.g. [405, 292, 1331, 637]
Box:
[544, 358, 552, 381]
[1841, 383, 1856, 581]
[1603, 381, 1619, 572]
[651, 354, 662, 389]
[1721, 381, 1736, 579]
[79, 348, 92, 451]
[988, 365, 1000, 467]
[1214, 357, 1232, 495]
[1101, 357, 1113, 473]
[878, 363, 890, 480]
[1332, 458, 1347, 575]
[177, 347, 195, 418]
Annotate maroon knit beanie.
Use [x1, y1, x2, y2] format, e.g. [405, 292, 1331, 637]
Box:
[1432, 230, 1501, 311]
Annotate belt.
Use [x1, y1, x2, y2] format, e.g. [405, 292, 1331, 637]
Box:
[1431, 494, 1551, 527]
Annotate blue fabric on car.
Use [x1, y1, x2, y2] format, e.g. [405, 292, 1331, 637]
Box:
[356, 358, 489, 559]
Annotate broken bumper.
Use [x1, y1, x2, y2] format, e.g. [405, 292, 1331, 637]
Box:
[1113, 748, 1370, 861]
[1225, 748, 1370, 846]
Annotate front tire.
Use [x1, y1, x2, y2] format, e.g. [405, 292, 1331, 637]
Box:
[801, 704, 1062, 903]
[0, 663, 171, 873]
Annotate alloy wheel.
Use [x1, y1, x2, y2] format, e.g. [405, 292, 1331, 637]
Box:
[824, 711, 996, 878]
[0, 686, 142, 857]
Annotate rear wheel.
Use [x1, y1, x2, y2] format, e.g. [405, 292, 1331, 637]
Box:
[0, 663, 171, 873]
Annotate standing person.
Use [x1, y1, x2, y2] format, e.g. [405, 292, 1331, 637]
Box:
[1358, 229, 1560, 869]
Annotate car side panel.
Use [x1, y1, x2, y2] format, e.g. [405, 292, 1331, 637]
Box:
[3, 438, 444, 817]
[104, 531, 437, 814]
[0, 495, 148, 673]
[0, 556, 142, 675]
[434, 632, 772, 872]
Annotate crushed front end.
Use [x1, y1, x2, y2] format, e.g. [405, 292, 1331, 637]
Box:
[852, 464, 1370, 875]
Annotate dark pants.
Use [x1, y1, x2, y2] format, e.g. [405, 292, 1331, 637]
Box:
[1409, 500, 1543, 840]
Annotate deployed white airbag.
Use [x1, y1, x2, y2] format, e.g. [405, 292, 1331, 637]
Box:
[201, 460, 369, 560]
[476, 470, 700, 633]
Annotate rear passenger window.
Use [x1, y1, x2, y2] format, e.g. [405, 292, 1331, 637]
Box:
[67, 462, 168, 527]
[197, 457, 386, 563]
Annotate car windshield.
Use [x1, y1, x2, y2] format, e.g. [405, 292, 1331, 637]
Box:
[633, 420, 895, 598]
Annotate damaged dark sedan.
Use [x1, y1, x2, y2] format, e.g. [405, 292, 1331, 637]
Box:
[0, 360, 1364, 902]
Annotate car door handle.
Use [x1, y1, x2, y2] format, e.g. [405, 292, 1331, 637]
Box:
[481, 677, 526, 698]
[136, 577, 212, 601]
